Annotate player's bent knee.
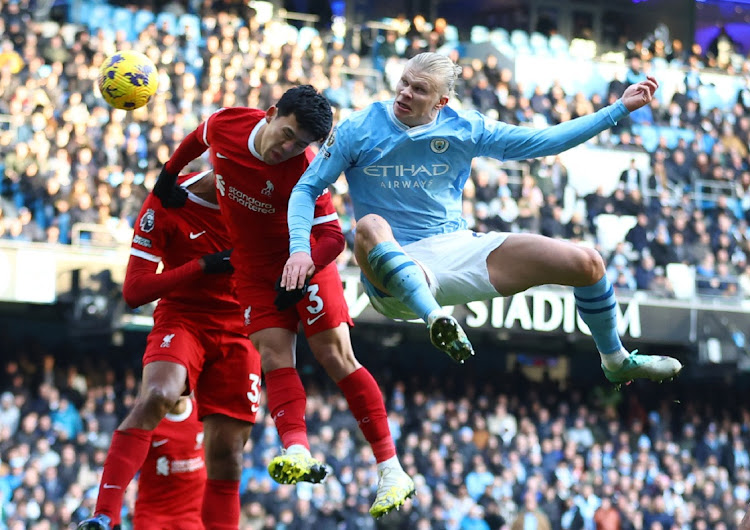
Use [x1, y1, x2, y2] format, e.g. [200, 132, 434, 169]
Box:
[141, 386, 180, 415]
[312, 346, 342, 368]
[578, 246, 605, 284]
[355, 214, 393, 248]
[313, 347, 358, 381]
[356, 214, 387, 232]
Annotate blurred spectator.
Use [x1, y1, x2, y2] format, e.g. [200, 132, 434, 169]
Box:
[593, 496, 620, 530]
[618, 159, 643, 195]
[625, 212, 651, 253]
[513, 491, 552, 530]
[0, 392, 20, 436]
[649, 225, 677, 268]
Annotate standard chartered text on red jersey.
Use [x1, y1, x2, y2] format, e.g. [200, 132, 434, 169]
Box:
[228, 186, 276, 214]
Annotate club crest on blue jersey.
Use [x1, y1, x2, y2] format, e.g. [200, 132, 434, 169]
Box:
[140, 208, 156, 233]
[430, 138, 449, 153]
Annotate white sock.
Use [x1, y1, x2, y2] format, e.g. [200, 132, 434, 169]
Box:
[377, 455, 403, 474]
[285, 444, 310, 456]
[600, 348, 629, 370]
[426, 308, 448, 326]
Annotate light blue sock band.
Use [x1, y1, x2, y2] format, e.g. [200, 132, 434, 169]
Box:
[367, 241, 440, 322]
[574, 275, 623, 355]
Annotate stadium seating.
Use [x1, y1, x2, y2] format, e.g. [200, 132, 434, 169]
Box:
[470, 25, 490, 44]
[87, 2, 112, 31]
[667, 263, 697, 299]
[155, 11, 178, 35]
[595, 214, 638, 253]
[489, 27, 509, 47]
[297, 26, 320, 51]
[548, 33, 569, 57]
[133, 9, 155, 35]
[443, 24, 459, 46]
[529, 32, 549, 55]
[111, 7, 135, 40]
[179, 13, 202, 41]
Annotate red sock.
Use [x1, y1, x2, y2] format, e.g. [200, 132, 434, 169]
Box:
[337, 367, 395, 463]
[201, 479, 240, 530]
[95, 428, 153, 524]
[265, 367, 309, 449]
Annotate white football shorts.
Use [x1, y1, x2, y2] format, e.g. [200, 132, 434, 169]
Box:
[363, 230, 509, 321]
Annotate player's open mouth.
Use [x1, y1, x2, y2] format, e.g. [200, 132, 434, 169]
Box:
[395, 101, 411, 112]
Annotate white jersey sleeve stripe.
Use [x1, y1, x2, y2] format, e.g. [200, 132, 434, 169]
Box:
[130, 248, 162, 263]
[202, 108, 226, 146]
[311, 213, 339, 226]
[202, 115, 210, 146]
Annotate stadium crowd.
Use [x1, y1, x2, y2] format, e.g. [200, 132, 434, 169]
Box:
[0, 344, 749, 529]
[0, 0, 749, 299]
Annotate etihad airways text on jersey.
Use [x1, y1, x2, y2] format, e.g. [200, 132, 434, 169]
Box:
[362, 163, 450, 177]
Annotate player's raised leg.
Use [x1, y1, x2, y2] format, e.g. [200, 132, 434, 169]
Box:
[250, 328, 328, 484]
[306, 323, 415, 518]
[78, 360, 187, 530]
[354, 214, 474, 363]
[487, 233, 682, 386]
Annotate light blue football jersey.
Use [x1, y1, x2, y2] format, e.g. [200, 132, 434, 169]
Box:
[289, 99, 629, 254]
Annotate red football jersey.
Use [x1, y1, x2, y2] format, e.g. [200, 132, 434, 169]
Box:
[134, 398, 205, 529]
[196, 108, 338, 281]
[130, 171, 240, 315]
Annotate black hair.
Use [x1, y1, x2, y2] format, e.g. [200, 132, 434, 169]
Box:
[275, 85, 333, 142]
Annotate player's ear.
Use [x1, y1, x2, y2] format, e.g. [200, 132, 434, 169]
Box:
[435, 95, 449, 110]
[265, 106, 277, 123]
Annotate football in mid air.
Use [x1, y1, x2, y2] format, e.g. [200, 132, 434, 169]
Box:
[98, 50, 158, 110]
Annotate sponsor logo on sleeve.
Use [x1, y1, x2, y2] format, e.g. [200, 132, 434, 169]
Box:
[133, 235, 152, 247]
[139, 209, 155, 233]
[321, 128, 336, 159]
[326, 127, 336, 147]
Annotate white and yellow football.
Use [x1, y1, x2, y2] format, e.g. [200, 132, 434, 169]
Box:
[98, 50, 158, 110]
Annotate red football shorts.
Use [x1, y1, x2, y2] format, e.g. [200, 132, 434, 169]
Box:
[235, 263, 353, 337]
[143, 312, 262, 423]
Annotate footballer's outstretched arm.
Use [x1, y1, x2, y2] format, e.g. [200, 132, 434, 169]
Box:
[122, 255, 203, 309]
[480, 77, 656, 162]
[122, 250, 233, 308]
[480, 101, 630, 162]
